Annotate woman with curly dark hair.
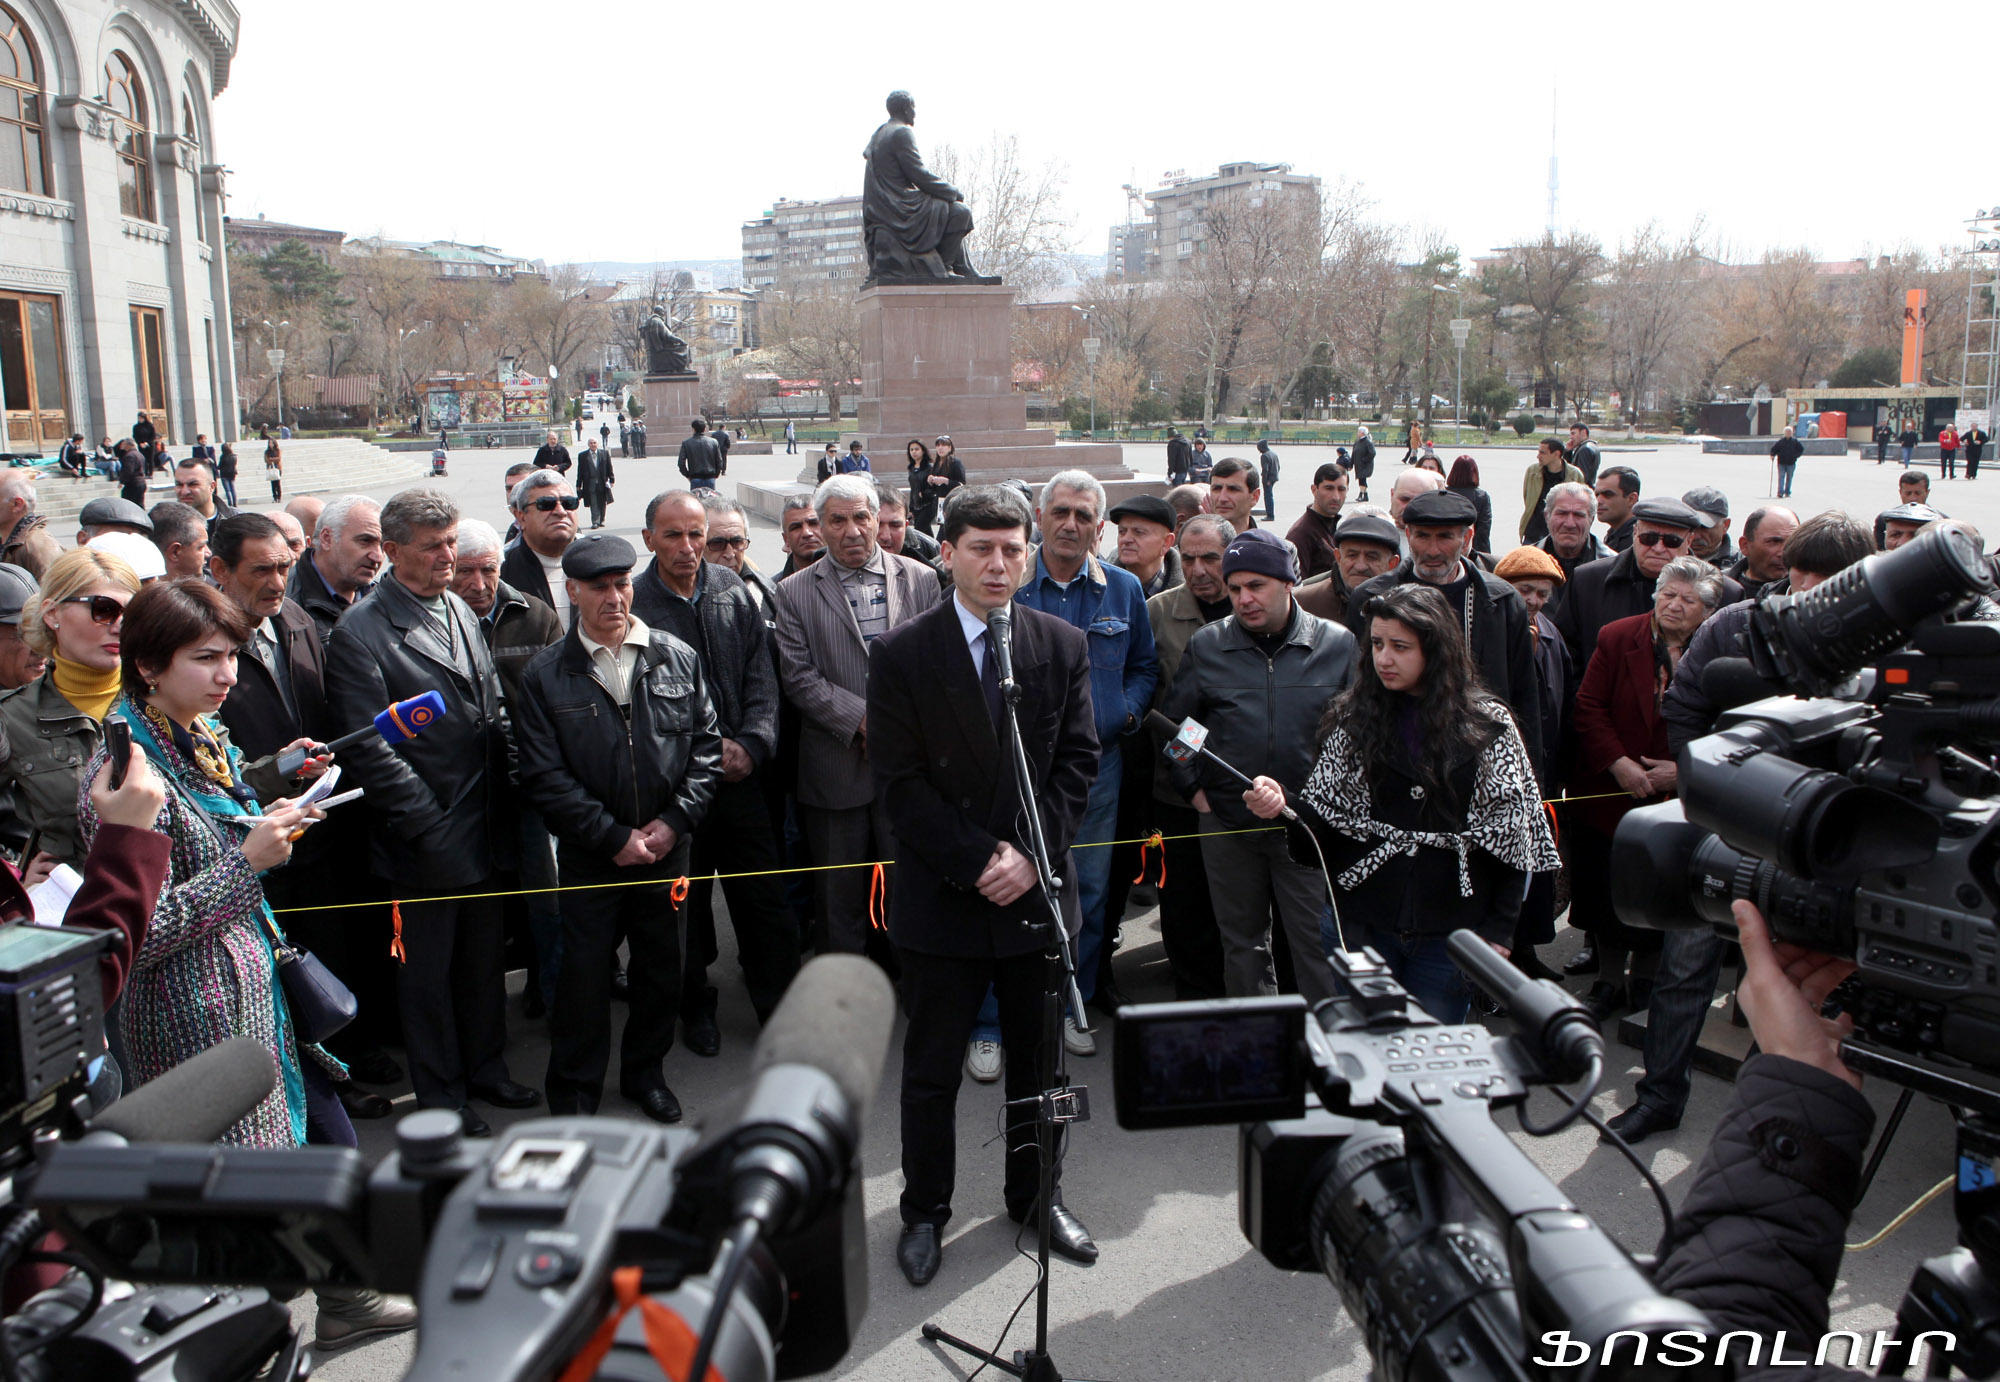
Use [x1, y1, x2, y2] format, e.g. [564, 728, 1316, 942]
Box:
[1245, 584, 1556, 1020]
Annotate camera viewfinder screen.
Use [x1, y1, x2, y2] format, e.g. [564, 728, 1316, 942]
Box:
[1118, 1007, 1304, 1129]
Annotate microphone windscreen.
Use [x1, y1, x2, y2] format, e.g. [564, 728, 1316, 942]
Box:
[375, 690, 447, 745]
[750, 955, 895, 1125]
[89, 1038, 277, 1143]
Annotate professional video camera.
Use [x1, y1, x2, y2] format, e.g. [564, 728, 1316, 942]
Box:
[2, 954, 894, 1382]
[1114, 939, 1722, 1382]
[1611, 519, 2000, 1374]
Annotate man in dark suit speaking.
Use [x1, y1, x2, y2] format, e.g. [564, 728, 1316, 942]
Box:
[867, 485, 1101, 1287]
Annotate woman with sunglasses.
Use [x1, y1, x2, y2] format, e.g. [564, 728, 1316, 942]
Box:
[0, 547, 143, 869]
[1566, 555, 1725, 1022]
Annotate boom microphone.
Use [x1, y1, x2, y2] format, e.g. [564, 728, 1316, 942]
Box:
[85, 1038, 277, 1144]
[1145, 710, 1300, 821]
[1444, 931, 1604, 1084]
[278, 691, 449, 774]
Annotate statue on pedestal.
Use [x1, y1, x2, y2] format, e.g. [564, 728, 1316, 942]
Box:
[641, 308, 692, 376]
[861, 90, 1000, 287]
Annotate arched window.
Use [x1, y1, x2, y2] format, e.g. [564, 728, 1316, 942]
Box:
[182, 94, 204, 242]
[0, 4, 46, 196]
[105, 52, 152, 220]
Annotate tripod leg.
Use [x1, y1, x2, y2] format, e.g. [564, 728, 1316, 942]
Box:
[922, 1323, 1027, 1378]
[1858, 1087, 1915, 1205]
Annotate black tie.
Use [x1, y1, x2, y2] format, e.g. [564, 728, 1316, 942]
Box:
[979, 631, 1004, 726]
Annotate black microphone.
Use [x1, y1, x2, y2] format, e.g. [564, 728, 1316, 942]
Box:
[985, 604, 1016, 698]
[85, 1037, 277, 1144]
[1144, 710, 1299, 821]
[1445, 931, 1604, 1083]
[692, 953, 896, 1235]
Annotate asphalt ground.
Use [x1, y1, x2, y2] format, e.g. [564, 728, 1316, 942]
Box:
[289, 433, 1975, 1380]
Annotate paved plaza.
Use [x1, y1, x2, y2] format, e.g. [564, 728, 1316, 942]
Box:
[296, 434, 1970, 1380]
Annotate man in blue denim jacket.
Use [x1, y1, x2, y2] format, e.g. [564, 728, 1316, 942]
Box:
[965, 470, 1157, 1070]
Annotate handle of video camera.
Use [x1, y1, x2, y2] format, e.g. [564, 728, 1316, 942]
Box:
[1445, 931, 1604, 1085]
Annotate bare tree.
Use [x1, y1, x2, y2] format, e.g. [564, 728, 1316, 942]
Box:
[931, 135, 1075, 300]
[504, 263, 611, 404]
[1169, 195, 1299, 423]
[1600, 219, 1711, 425]
[1731, 249, 1848, 392]
[1483, 230, 1606, 415]
[761, 276, 864, 422]
[1245, 187, 1375, 433]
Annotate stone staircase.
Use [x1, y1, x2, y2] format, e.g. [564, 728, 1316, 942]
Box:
[31, 437, 430, 528]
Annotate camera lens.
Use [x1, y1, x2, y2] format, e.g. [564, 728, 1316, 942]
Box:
[1613, 801, 1853, 951]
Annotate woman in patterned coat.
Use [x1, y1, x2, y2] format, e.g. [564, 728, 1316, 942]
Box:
[76, 579, 324, 1149]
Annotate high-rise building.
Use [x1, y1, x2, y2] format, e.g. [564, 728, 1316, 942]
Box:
[1106, 220, 1156, 282]
[0, 0, 242, 449]
[1143, 162, 1320, 281]
[740, 195, 866, 290]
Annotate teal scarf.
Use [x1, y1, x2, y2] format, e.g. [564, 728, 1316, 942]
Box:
[120, 697, 308, 1145]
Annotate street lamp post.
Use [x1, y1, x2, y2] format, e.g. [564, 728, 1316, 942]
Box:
[1449, 318, 1472, 445]
[1083, 337, 1101, 437]
[267, 349, 286, 433]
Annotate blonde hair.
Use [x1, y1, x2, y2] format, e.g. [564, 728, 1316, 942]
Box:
[21, 547, 142, 657]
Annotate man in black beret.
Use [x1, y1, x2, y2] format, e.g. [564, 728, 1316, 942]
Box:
[1107, 494, 1181, 596]
[512, 530, 724, 1125]
[1342, 487, 1543, 767]
[1554, 496, 1740, 674]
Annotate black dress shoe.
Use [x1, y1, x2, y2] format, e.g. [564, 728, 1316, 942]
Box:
[610, 967, 631, 1002]
[1562, 946, 1600, 976]
[337, 1083, 394, 1120]
[473, 1079, 541, 1109]
[685, 990, 721, 1057]
[625, 1087, 683, 1124]
[346, 1048, 405, 1086]
[897, 1223, 942, 1286]
[1010, 1203, 1099, 1265]
[1602, 1103, 1681, 1146]
[460, 1107, 492, 1138]
[1583, 982, 1628, 1021]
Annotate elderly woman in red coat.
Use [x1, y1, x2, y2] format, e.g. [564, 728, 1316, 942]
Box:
[1566, 555, 1725, 1020]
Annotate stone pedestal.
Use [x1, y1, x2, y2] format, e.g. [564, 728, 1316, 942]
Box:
[644, 373, 702, 434]
[798, 283, 1140, 499]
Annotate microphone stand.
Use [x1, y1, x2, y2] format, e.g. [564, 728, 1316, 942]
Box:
[922, 642, 1092, 1382]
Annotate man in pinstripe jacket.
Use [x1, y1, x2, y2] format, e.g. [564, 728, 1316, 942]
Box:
[774, 475, 941, 956]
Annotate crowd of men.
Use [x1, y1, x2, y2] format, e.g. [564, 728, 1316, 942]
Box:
[0, 416, 1964, 1302]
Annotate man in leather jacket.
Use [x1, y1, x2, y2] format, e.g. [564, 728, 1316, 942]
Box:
[324, 488, 530, 1135]
[514, 533, 722, 1125]
[1161, 528, 1356, 1001]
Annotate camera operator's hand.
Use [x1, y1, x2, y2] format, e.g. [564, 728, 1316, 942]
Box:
[89, 752, 166, 830]
[1733, 899, 1861, 1090]
[1242, 775, 1287, 819]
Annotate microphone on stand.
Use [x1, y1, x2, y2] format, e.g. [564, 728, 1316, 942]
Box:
[984, 604, 1017, 701]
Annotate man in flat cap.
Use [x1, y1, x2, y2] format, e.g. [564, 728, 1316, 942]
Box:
[1163, 528, 1356, 1002]
[1681, 486, 1736, 566]
[1555, 496, 1740, 674]
[514, 531, 723, 1125]
[1107, 494, 1182, 597]
[1343, 488, 1543, 767]
[76, 495, 155, 547]
[1878, 501, 1947, 551]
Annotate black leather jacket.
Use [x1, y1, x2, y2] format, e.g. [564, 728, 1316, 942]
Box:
[323, 575, 516, 888]
[512, 624, 722, 863]
[1160, 605, 1357, 828]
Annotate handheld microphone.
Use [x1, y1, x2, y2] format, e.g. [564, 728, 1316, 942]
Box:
[84, 1037, 278, 1144]
[984, 604, 1016, 699]
[1144, 710, 1299, 821]
[1444, 931, 1604, 1083]
[278, 691, 449, 775]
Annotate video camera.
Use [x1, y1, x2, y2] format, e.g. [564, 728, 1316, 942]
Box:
[1114, 940, 1722, 1382]
[0, 898, 112, 1188]
[1611, 519, 2000, 1373]
[4, 955, 894, 1382]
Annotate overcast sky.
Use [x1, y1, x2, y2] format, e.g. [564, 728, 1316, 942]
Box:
[221, 0, 1987, 274]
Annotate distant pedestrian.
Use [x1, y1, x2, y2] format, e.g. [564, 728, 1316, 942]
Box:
[785, 419, 797, 454]
[618, 418, 631, 458]
[133, 412, 157, 473]
[1350, 425, 1376, 501]
[633, 420, 647, 458]
[1166, 429, 1192, 485]
[1966, 423, 1990, 479]
[715, 425, 733, 473]
[816, 442, 839, 483]
[1939, 423, 1960, 479]
[1873, 418, 1893, 464]
[599, 420, 611, 448]
[575, 438, 615, 529]
[1899, 423, 1919, 466]
[1769, 426, 1804, 498]
[264, 435, 284, 501]
[215, 439, 239, 507]
[837, 440, 871, 475]
[1255, 439, 1279, 522]
[1187, 438, 1213, 485]
[677, 418, 724, 493]
[1566, 423, 1602, 486]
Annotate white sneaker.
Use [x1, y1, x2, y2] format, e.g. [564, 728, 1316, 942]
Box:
[965, 1038, 1003, 1083]
[1063, 1016, 1097, 1058]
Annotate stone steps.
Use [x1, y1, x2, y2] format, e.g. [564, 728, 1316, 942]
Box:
[35, 438, 430, 527]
